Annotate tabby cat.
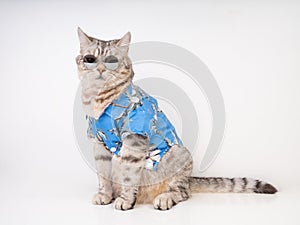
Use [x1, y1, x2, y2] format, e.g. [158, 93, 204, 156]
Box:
[76, 28, 277, 210]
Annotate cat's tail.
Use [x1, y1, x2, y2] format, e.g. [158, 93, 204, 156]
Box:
[188, 177, 277, 194]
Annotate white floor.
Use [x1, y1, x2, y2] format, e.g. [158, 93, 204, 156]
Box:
[1, 1, 300, 225]
[1, 172, 299, 225]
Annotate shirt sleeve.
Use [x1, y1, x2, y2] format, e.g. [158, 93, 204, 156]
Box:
[86, 116, 95, 139]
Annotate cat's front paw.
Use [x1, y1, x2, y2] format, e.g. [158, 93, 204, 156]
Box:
[153, 193, 176, 210]
[92, 193, 113, 205]
[114, 197, 135, 210]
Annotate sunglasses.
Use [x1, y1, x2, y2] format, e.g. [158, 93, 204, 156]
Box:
[83, 54, 120, 70]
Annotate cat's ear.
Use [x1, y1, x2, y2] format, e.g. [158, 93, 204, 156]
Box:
[77, 27, 92, 50]
[117, 32, 131, 47]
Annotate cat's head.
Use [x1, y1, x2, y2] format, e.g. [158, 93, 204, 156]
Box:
[76, 28, 134, 118]
[76, 27, 133, 89]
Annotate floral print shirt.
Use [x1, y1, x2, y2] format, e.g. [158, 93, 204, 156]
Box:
[87, 83, 183, 170]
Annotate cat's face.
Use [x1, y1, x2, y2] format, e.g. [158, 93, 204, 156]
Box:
[76, 28, 134, 119]
[76, 28, 132, 90]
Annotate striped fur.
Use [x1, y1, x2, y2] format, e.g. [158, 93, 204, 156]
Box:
[76, 28, 277, 211]
[76, 28, 133, 119]
[112, 134, 148, 210]
[189, 177, 277, 194]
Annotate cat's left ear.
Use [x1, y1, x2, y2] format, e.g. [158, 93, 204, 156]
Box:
[117, 32, 131, 48]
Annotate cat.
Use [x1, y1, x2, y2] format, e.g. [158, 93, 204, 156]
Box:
[76, 27, 277, 210]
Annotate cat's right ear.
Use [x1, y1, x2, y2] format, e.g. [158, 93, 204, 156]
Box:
[77, 27, 92, 50]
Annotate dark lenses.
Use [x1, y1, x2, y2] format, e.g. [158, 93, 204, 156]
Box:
[83, 55, 97, 63]
[104, 55, 119, 70]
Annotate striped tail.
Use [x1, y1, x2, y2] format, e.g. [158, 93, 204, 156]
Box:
[189, 177, 277, 194]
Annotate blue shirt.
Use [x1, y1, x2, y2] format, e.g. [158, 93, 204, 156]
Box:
[87, 83, 183, 170]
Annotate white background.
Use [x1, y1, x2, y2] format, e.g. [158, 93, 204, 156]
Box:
[0, 1, 300, 225]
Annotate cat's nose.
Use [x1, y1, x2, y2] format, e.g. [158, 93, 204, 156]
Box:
[97, 64, 105, 75]
[98, 68, 104, 74]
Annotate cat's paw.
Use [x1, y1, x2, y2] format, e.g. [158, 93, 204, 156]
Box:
[153, 193, 176, 210]
[92, 193, 113, 205]
[114, 197, 135, 210]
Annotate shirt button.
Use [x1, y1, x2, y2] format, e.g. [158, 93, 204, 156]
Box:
[110, 147, 117, 152]
[131, 97, 139, 103]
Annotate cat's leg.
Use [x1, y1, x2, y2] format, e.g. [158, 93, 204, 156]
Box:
[112, 134, 148, 210]
[153, 152, 193, 210]
[92, 141, 113, 205]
